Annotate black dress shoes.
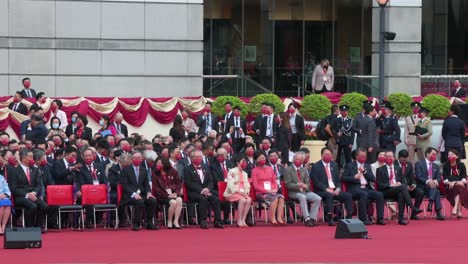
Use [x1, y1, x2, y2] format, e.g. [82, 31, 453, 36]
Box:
[132, 225, 140, 231]
[410, 214, 421, 220]
[376, 219, 386, 225]
[188, 218, 197, 225]
[214, 221, 224, 229]
[200, 220, 209, 229]
[304, 219, 314, 227]
[361, 219, 372, 225]
[427, 201, 433, 212]
[147, 224, 159, 230]
[436, 211, 446, 221]
[413, 208, 423, 215]
[398, 219, 408, 225]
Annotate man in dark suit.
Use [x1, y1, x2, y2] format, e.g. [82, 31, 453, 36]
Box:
[20, 77, 37, 99]
[220, 101, 234, 135]
[184, 149, 224, 229]
[113, 113, 129, 138]
[210, 147, 234, 224]
[310, 147, 353, 226]
[95, 139, 111, 166]
[197, 102, 219, 135]
[357, 104, 378, 163]
[225, 106, 246, 154]
[108, 150, 130, 227]
[259, 103, 278, 144]
[342, 148, 385, 225]
[395, 149, 424, 220]
[119, 151, 158, 231]
[414, 147, 445, 220]
[376, 150, 423, 225]
[8, 149, 48, 230]
[451, 79, 466, 98]
[442, 105, 465, 160]
[8, 91, 28, 115]
[287, 103, 305, 152]
[51, 147, 81, 185]
[377, 103, 401, 153]
[33, 148, 57, 229]
[253, 102, 268, 147]
[25, 114, 48, 147]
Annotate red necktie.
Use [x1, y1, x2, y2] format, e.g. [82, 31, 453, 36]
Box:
[89, 165, 96, 180]
[389, 166, 395, 183]
[401, 163, 406, 175]
[296, 169, 302, 183]
[428, 163, 433, 179]
[26, 168, 31, 184]
[325, 164, 332, 180]
[222, 163, 227, 179]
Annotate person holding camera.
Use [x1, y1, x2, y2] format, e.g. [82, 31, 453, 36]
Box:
[47, 117, 68, 143]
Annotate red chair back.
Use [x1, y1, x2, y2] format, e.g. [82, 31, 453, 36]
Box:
[217, 182, 227, 202]
[47, 185, 74, 205]
[183, 184, 189, 203]
[81, 184, 107, 205]
[438, 176, 447, 196]
[117, 184, 123, 205]
[341, 182, 348, 193]
[281, 181, 290, 200]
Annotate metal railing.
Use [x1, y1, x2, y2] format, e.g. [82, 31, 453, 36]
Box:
[421, 75, 468, 96]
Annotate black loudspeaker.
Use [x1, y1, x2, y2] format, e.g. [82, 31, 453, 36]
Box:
[4, 227, 42, 249]
[334, 219, 368, 239]
[384, 32, 397, 40]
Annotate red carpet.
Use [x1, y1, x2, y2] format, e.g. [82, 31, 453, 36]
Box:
[1, 217, 467, 263]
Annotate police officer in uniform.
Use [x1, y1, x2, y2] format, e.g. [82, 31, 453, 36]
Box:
[378, 102, 401, 153]
[336, 105, 354, 167]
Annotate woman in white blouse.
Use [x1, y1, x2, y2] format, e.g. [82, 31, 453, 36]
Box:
[50, 99, 68, 130]
[224, 155, 251, 227]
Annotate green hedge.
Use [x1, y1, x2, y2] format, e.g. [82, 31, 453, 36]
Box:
[339, 92, 368, 118]
[388, 93, 413, 117]
[300, 94, 332, 120]
[212, 96, 249, 118]
[247, 93, 284, 115]
[421, 94, 451, 119]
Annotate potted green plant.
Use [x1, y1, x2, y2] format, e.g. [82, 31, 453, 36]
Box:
[339, 92, 368, 118]
[299, 94, 331, 157]
[212, 96, 248, 118]
[421, 94, 451, 119]
[388, 93, 413, 117]
[247, 93, 285, 115]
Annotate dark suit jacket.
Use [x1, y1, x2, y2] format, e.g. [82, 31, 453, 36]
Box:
[210, 160, 235, 189]
[8, 165, 42, 198]
[51, 159, 76, 185]
[20, 88, 37, 99]
[119, 165, 152, 205]
[260, 114, 278, 139]
[73, 126, 93, 141]
[8, 102, 28, 115]
[221, 112, 234, 134]
[184, 164, 214, 197]
[108, 163, 123, 193]
[20, 120, 31, 138]
[452, 87, 466, 98]
[26, 123, 49, 145]
[269, 163, 286, 180]
[65, 124, 77, 138]
[275, 125, 291, 150]
[310, 161, 341, 192]
[414, 159, 440, 188]
[293, 114, 306, 141]
[376, 165, 405, 191]
[77, 162, 107, 190]
[38, 164, 55, 187]
[113, 122, 128, 138]
[394, 160, 415, 186]
[443, 161, 467, 182]
[342, 161, 375, 192]
[196, 113, 219, 135]
[151, 168, 182, 200]
[442, 116, 465, 149]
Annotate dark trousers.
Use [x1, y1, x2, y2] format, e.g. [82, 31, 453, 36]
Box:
[380, 142, 396, 153]
[14, 197, 48, 228]
[316, 191, 353, 216]
[350, 188, 385, 220]
[420, 186, 442, 211]
[337, 144, 352, 167]
[190, 193, 222, 222]
[409, 188, 424, 210]
[291, 133, 301, 152]
[127, 197, 157, 226]
[382, 184, 415, 219]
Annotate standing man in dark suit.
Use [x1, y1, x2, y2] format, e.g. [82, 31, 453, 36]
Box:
[225, 106, 246, 154]
[442, 105, 465, 160]
[310, 147, 354, 226]
[26, 114, 48, 147]
[220, 101, 234, 135]
[354, 101, 372, 149]
[414, 147, 445, 220]
[184, 149, 224, 229]
[20, 77, 37, 99]
[51, 147, 81, 185]
[451, 79, 466, 98]
[197, 102, 218, 135]
[395, 149, 424, 220]
[376, 150, 423, 225]
[358, 104, 378, 163]
[119, 151, 158, 231]
[113, 113, 129, 138]
[378, 103, 401, 153]
[336, 105, 354, 167]
[259, 103, 278, 145]
[287, 103, 305, 152]
[342, 148, 385, 225]
[8, 91, 28, 116]
[8, 149, 48, 230]
[325, 105, 340, 161]
[253, 102, 268, 147]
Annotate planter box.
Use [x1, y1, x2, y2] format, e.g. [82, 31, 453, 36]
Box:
[303, 140, 327, 163]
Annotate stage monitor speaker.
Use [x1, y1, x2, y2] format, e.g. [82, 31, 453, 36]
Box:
[4, 227, 42, 249]
[334, 219, 368, 239]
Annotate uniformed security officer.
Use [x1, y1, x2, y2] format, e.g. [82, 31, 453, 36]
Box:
[378, 102, 401, 153]
[336, 105, 354, 167]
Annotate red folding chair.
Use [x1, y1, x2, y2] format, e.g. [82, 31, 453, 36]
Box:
[46, 185, 83, 230]
[81, 184, 117, 229]
[281, 181, 297, 223]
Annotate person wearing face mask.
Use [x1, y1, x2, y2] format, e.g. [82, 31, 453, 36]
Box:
[51, 147, 82, 185]
[8, 149, 48, 231]
[276, 112, 292, 166]
[253, 103, 269, 148]
[210, 147, 235, 224]
[243, 143, 256, 177]
[170, 115, 186, 144]
[26, 114, 48, 147]
[260, 103, 278, 145]
[415, 147, 445, 220]
[224, 155, 252, 227]
[311, 59, 334, 93]
[358, 104, 379, 163]
[252, 150, 285, 225]
[47, 116, 67, 141]
[120, 151, 158, 231]
[442, 105, 465, 163]
[414, 107, 433, 161]
[33, 149, 57, 229]
[287, 103, 305, 152]
[197, 102, 219, 136]
[404, 102, 421, 164]
[98, 115, 117, 137]
[95, 139, 111, 167]
[65, 111, 80, 138]
[50, 100, 68, 130]
[311, 147, 353, 226]
[342, 148, 385, 225]
[336, 105, 354, 168]
[220, 102, 234, 135]
[168, 145, 184, 181]
[20, 77, 36, 99]
[184, 149, 224, 229]
[443, 149, 468, 218]
[395, 149, 424, 220]
[284, 152, 322, 227]
[30, 92, 47, 110]
[0, 132, 10, 151]
[112, 113, 128, 138]
[372, 150, 397, 219]
[225, 106, 246, 154]
[377, 103, 401, 154]
[180, 109, 197, 134]
[108, 151, 130, 227]
[376, 150, 424, 225]
[152, 157, 183, 229]
[74, 114, 93, 142]
[8, 91, 28, 116]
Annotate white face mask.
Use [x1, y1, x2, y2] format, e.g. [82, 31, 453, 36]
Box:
[52, 124, 59, 129]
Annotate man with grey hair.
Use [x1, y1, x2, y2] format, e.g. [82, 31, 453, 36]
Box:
[143, 149, 158, 186]
[108, 150, 130, 227]
[210, 147, 234, 224]
[283, 151, 322, 227]
[113, 113, 128, 138]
